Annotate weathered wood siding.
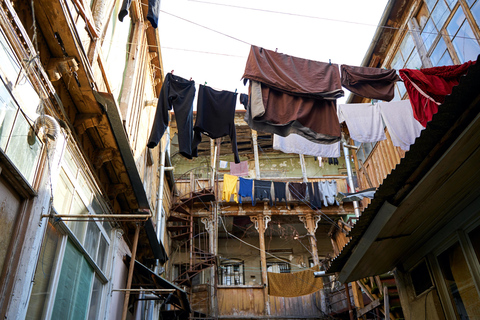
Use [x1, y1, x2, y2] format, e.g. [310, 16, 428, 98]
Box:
[217, 287, 265, 316]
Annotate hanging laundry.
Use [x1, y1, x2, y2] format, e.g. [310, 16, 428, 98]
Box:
[147, 0, 161, 28]
[219, 160, 228, 169]
[318, 180, 339, 207]
[341, 64, 401, 101]
[242, 46, 343, 144]
[273, 181, 287, 206]
[192, 85, 240, 163]
[147, 73, 196, 158]
[253, 180, 273, 206]
[307, 182, 322, 210]
[336, 187, 376, 202]
[222, 174, 238, 203]
[273, 134, 340, 158]
[288, 182, 307, 201]
[118, 0, 131, 21]
[268, 265, 323, 297]
[240, 93, 249, 110]
[238, 177, 253, 205]
[379, 100, 424, 151]
[399, 60, 475, 127]
[337, 103, 386, 143]
[230, 161, 249, 177]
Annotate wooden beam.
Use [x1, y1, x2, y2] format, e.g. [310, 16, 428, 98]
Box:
[357, 299, 381, 317]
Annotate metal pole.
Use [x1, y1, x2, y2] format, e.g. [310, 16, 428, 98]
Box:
[121, 224, 141, 320]
[252, 130, 260, 179]
[342, 139, 361, 218]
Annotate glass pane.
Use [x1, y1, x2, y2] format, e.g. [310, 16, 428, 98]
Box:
[63, 149, 78, 177]
[0, 81, 19, 150]
[51, 240, 94, 320]
[84, 221, 100, 261]
[446, 0, 458, 9]
[400, 33, 415, 61]
[26, 223, 61, 320]
[425, 0, 438, 12]
[87, 275, 103, 320]
[54, 169, 74, 214]
[437, 242, 480, 318]
[69, 192, 88, 244]
[431, 37, 449, 65]
[0, 30, 21, 85]
[447, 6, 466, 38]
[469, 225, 480, 263]
[452, 20, 480, 63]
[102, 0, 131, 101]
[9, 77, 40, 121]
[391, 51, 405, 70]
[97, 235, 108, 271]
[472, 1, 480, 22]
[5, 113, 42, 184]
[77, 172, 93, 204]
[421, 18, 439, 51]
[397, 81, 407, 99]
[437, 50, 454, 65]
[405, 50, 423, 69]
[432, 0, 450, 29]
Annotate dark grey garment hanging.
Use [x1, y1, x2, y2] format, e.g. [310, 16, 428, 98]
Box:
[307, 182, 322, 210]
[147, 73, 196, 159]
[147, 0, 161, 28]
[253, 180, 272, 206]
[118, 0, 132, 21]
[273, 181, 287, 206]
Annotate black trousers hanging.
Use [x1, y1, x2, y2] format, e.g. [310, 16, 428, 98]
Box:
[147, 73, 196, 159]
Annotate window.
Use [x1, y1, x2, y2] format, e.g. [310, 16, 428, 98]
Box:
[26, 146, 112, 319]
[416, 0, 480, 66]
[0, 30, 43, 186]
[267, 261, 291, 273]
[410, 260, 434, 296]
[219, 259, 244, 285]
[390, 33, 421, 100]
[437, 241, 480, 318]
[446, 6, 480, 63]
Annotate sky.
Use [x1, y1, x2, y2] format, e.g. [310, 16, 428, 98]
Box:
[157, 0, 390, 105]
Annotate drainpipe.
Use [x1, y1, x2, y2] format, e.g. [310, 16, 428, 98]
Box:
[155, 128, 170, 274]
[342, 135, 361, 218]
[252, 130, 260, 178]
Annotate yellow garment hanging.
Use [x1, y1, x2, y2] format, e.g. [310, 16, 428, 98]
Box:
[268, 265, 323, 297]
[222, 174, 239, 203]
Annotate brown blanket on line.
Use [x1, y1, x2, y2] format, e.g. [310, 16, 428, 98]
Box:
[268, 265, 323, 297]
[341, 64, 401, 101]
[242, 46, 344, 99]
[242, 46, 342, 143]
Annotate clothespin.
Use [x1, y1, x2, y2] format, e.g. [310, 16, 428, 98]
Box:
[275, 48, 278, 52]
[235, 88, 237, 93]
[171, 69, 174, 74]
[189, 77, 192, 81]
[205, 81, 207, 86]
[329, 59, 331, 66]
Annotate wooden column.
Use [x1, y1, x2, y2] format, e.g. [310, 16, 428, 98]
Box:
[121, 224, 141, 320]
[352, 281, 365, 319]
[299, 214, 321, 265]
[251, 214, 271, 315]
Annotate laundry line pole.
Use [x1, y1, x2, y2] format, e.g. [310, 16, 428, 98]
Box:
[342, 136, 361, 218]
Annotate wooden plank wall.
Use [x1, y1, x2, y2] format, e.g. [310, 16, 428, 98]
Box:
[357, 130, 407, 207]
[217, 287, 265, 316]
[269, 292, 323, 317]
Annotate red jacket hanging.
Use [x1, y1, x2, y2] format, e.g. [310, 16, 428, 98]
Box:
[399, 60, 475, 127]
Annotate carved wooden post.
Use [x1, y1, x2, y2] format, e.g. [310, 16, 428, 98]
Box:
[251, 214, 271, 315]
[299, 214, 321, 265]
